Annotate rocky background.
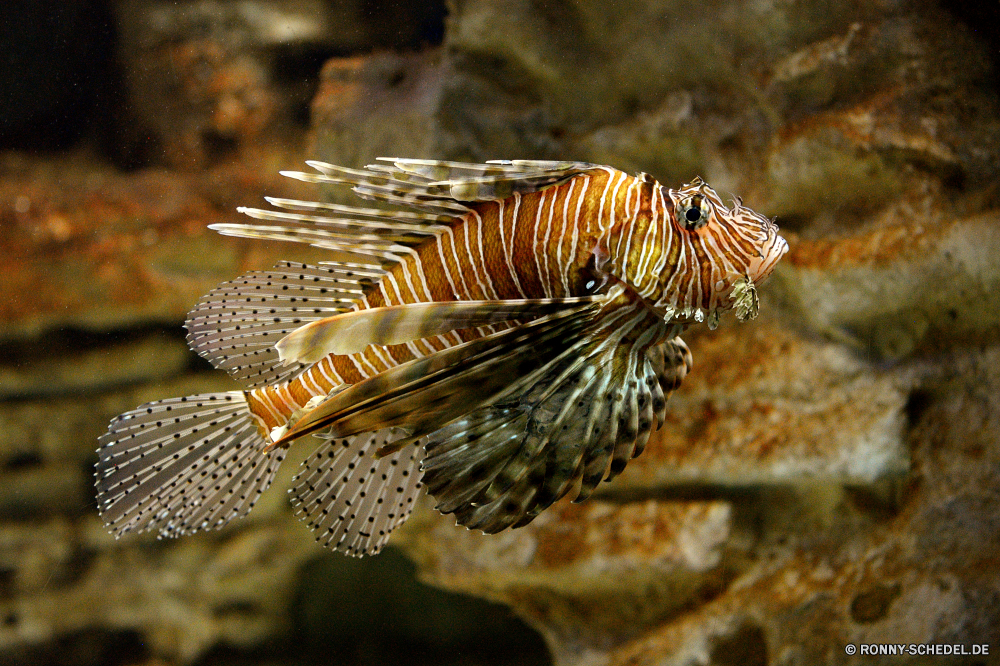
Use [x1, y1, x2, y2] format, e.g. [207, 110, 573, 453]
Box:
[2, 1, 999, 665]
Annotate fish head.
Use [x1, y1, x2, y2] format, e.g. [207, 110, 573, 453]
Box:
[655, 177, 788, 326]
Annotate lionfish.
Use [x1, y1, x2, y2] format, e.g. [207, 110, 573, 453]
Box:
[96, 159, 787, 556]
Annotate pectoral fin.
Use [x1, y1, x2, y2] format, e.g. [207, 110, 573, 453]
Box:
[275, 296, 600, 364]
[270, 302, 601, 448]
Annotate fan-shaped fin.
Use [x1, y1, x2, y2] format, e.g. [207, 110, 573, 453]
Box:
[421, 311, 691, 533]
[647, 337, 693, 394]
[270, 300, 602, 447]
[95, 392, 285, 538]
[185, 261, 365, 388]
[290, 428, 423, 556]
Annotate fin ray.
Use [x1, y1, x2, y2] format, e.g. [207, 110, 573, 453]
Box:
[273, 303, 600, 446]
[185, 261, 361, 388]
[277, 296, 600, 363]
[422, 308, 685, 533]
[370, 158, 597, 201]
[96, 392, 285, 538]
[290, 428, 423, 556]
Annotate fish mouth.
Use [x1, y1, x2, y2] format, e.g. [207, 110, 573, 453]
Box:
[657, 231, 787, 330]
[748, 230, 788, 286]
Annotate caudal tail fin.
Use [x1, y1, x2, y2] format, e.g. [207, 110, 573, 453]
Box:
[95, 391, 285, 539]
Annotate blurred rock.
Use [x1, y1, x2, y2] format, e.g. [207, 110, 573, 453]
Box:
[310, 51, 444, 174]
[597, 346, 1000, 666]
[313, 0, 1000, 230]
[774, 212, 1000, 360]
[0, 515, 317, 662]
[114, 0, 446, 169]
[115, 0, 294, 168]
[400, 499, 741, 654]
[402, 342, 1000, 665]
[616, 322, 910, 489]
[0, 330, 189, 400]
[1, 0, 999, 665]
[0, 150, 325, 339]
[114, 0, 327, 168]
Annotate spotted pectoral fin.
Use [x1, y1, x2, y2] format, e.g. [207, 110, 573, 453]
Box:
[271, 302, 602, 447]
[275, 296, 600, 364]
[290, 428, 423, 556]
[421, 300, 673, 534]
[421, 336, 664, 534]
[647, 336, 693, 396]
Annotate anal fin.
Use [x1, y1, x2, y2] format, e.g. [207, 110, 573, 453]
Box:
[290, 428, 423, 556]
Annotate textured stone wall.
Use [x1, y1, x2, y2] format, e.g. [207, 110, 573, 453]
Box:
[2, 1, 999, 665]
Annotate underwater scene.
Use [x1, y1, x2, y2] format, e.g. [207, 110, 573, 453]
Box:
[1, 1, 999, 665]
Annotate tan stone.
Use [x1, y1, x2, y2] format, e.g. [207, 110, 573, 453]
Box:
[775, 213, 1000, 360]
[399, 498, 741, 658]
[0, 152, 327, 338]
[3, 0, 1000, 664]
[618, 322, 910, 489]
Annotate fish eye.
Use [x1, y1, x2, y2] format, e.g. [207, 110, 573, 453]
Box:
[677, 194, 708, 230]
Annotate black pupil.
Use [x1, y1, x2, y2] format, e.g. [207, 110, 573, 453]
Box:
[685, 206, 702, 223]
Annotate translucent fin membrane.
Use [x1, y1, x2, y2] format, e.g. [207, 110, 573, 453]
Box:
[290, 428, 423, 556]
[185, 261, 363, 388]
[271, 302, 601, 447]
[276, 296, 600, 363]
[421, 304, 682, 533]
[96, 392, 285, 539]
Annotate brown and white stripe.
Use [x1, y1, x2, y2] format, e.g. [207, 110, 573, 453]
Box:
[95, 157, 787, 554]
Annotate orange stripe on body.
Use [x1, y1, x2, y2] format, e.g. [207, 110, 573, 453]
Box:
[245, 166, 623, 437]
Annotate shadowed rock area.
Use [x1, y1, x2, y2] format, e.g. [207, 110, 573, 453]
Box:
[1, 1, 999, 665]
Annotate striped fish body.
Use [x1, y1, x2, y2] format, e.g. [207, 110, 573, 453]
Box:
[244, 166, 663, 433]
[96, 159, 787, 555]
